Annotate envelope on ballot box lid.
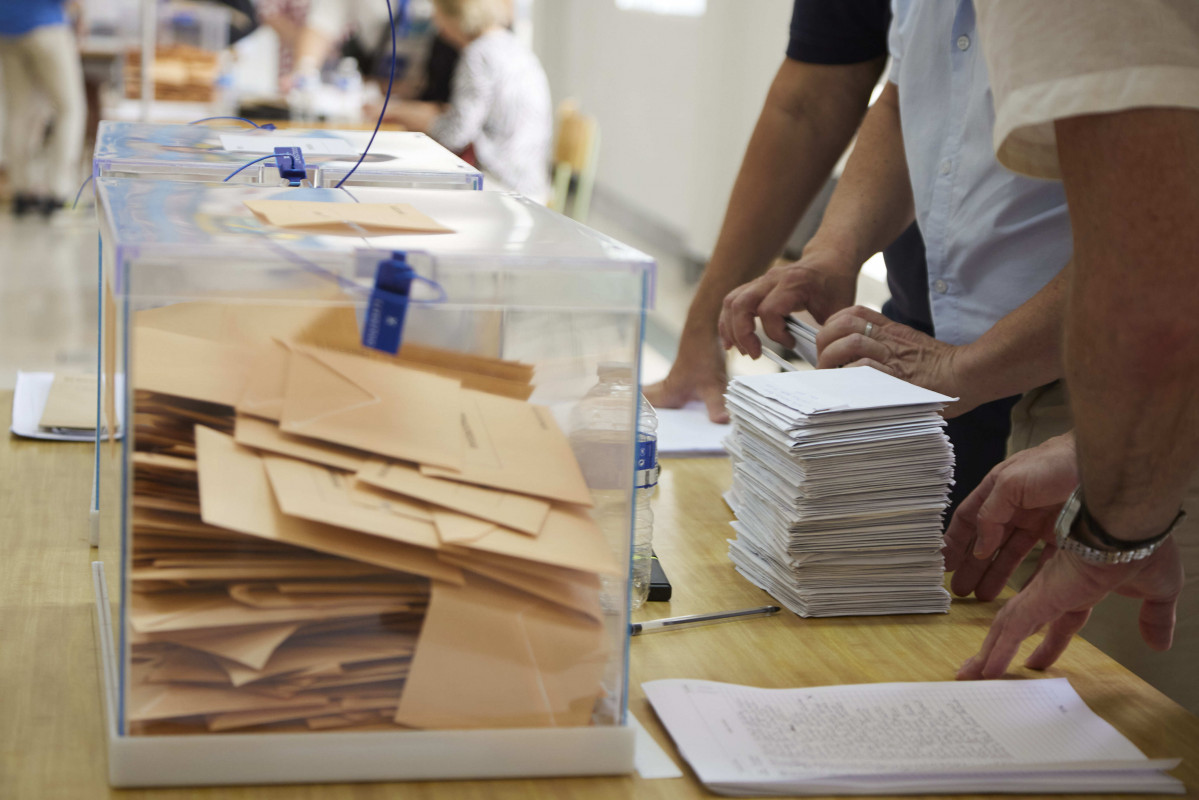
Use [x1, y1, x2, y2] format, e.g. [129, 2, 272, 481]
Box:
[395, 573, 607, 729]
[278, 346, 465, 471]
[243, 199, 455, 235]
[419, 389, 594, 506]
[195, 425, 462, 584]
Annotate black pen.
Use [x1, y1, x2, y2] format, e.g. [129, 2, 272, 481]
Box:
[630, 605, 781, 635]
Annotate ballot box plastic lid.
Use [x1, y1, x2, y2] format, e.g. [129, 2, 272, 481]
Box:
[96, 179, 656, 309]
[93, 122, 483, 190]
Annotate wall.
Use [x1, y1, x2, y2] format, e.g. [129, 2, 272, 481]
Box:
[531, 0, 793, 259]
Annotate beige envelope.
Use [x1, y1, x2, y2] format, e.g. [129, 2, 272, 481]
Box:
[206, 704, 333, 732]
[235, 339, 292, 421]
[430, 509, 497, 544]
[294, 309, 536, 400]
[244, 199, 454, 234]
[195, 426, 462, 584]
[131, 561, 394, 582]
[39, 372, 99, 430]
[437, 551, 602, 622]
[449, 503, 621, 577]
[227, 583, 427, 611]
[134, 327, 254, 407]
[395, 574, 608, 729]
[278, 346, 464, 471]
[134, 623, 301, 670]
[218, 633, 417, 688]
[356, 459, 550, 535]
[235, 414, 368, 472]
[146, 648, 231, 685]
[262, 455, 440, 550]
[132, 452, 198, 473]
[130, 588, 417, 634]
[136, 300, 348, 344]
[347, 481, 432, 522]
[128, 679, 334, 722]
[420, 389, 593, 506]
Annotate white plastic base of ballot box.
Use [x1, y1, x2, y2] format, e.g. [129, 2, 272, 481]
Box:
[91, 562, 636, 787]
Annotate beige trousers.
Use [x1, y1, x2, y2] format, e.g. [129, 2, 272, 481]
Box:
[0, 23, 85, 198]
[1008, 381, 1199, 715]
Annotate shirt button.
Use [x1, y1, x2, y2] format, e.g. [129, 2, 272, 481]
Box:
[933, 279, 949, 294]
[956, 34, 971, 51]
[938, 159, 952, 176]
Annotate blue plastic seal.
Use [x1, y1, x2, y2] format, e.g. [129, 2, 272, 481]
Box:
[273, 146, 306, 186]
[362, 252, 415, 354]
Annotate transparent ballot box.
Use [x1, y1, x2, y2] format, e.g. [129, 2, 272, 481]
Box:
[93, 178, 653, 786]
[94, 122, 484, 189]
[86, 124, 484, 545]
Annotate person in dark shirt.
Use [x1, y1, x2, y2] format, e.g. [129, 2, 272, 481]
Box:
[644, 0, 1016, 516]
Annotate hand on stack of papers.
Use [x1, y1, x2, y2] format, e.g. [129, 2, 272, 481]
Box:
[723, 367, 955, 617]
[125, 302, 620, 735]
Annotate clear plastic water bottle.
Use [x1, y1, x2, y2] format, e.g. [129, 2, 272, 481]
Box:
[568, 363, 658, 611]
[331, 57, 364, 124]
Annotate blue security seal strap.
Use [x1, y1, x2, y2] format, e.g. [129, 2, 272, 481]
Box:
[361, 252, 447, 355]
[273, 146, 307, 186]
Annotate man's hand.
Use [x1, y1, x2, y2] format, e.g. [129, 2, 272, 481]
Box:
[643, 335, 731, 424]
[815, 305, 982, 416]
[943, 433, 1078, 600]
[718, 249, 857, 359]
[957, 537, 1183, 680]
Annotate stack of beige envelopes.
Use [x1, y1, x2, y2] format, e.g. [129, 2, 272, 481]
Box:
[124, 302, 621, 734]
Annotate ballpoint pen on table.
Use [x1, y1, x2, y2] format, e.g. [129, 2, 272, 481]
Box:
[630, 605, 782, 635]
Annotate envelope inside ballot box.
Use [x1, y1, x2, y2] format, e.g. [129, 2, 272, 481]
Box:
[124, 299, 622, 735]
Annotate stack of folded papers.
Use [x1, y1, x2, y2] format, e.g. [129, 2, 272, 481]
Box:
[723, 367, 955, 617]
[784, 316, 819, 366]
[124, 301, 620, 734]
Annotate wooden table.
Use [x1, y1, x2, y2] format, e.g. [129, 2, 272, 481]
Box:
[3, 390, 1196, 798]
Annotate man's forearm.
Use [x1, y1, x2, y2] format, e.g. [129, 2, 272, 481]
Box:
[681, 57, 884, 339]
[951, 266, 1068, 407]
[803, 80, 915, 269]
[1056, 108, 1199, 540]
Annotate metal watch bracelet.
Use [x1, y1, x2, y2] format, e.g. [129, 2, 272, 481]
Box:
[1054, 487, 1185, 565]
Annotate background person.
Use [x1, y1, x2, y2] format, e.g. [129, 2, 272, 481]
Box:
[642, 1, 1019, 518]
[0, 0, 85, 217]
[386, 0, 550, 203]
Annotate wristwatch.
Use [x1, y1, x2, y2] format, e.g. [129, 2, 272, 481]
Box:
[1054, 487, 1185, 565]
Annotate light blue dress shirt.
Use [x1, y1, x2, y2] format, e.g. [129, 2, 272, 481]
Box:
[888, 0, 1072, 346]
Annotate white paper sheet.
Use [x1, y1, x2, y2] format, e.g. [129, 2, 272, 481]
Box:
[10, 371, 125, 442]
[655, 402, 730, 457]
[643, 677, 1184, 795]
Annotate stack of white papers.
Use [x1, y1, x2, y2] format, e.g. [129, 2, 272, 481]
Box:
[723, 367, 954, 617]
[10, 371, 124, 442]
[644, 677, 1184, 795]
[785, 316, 819, 366]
